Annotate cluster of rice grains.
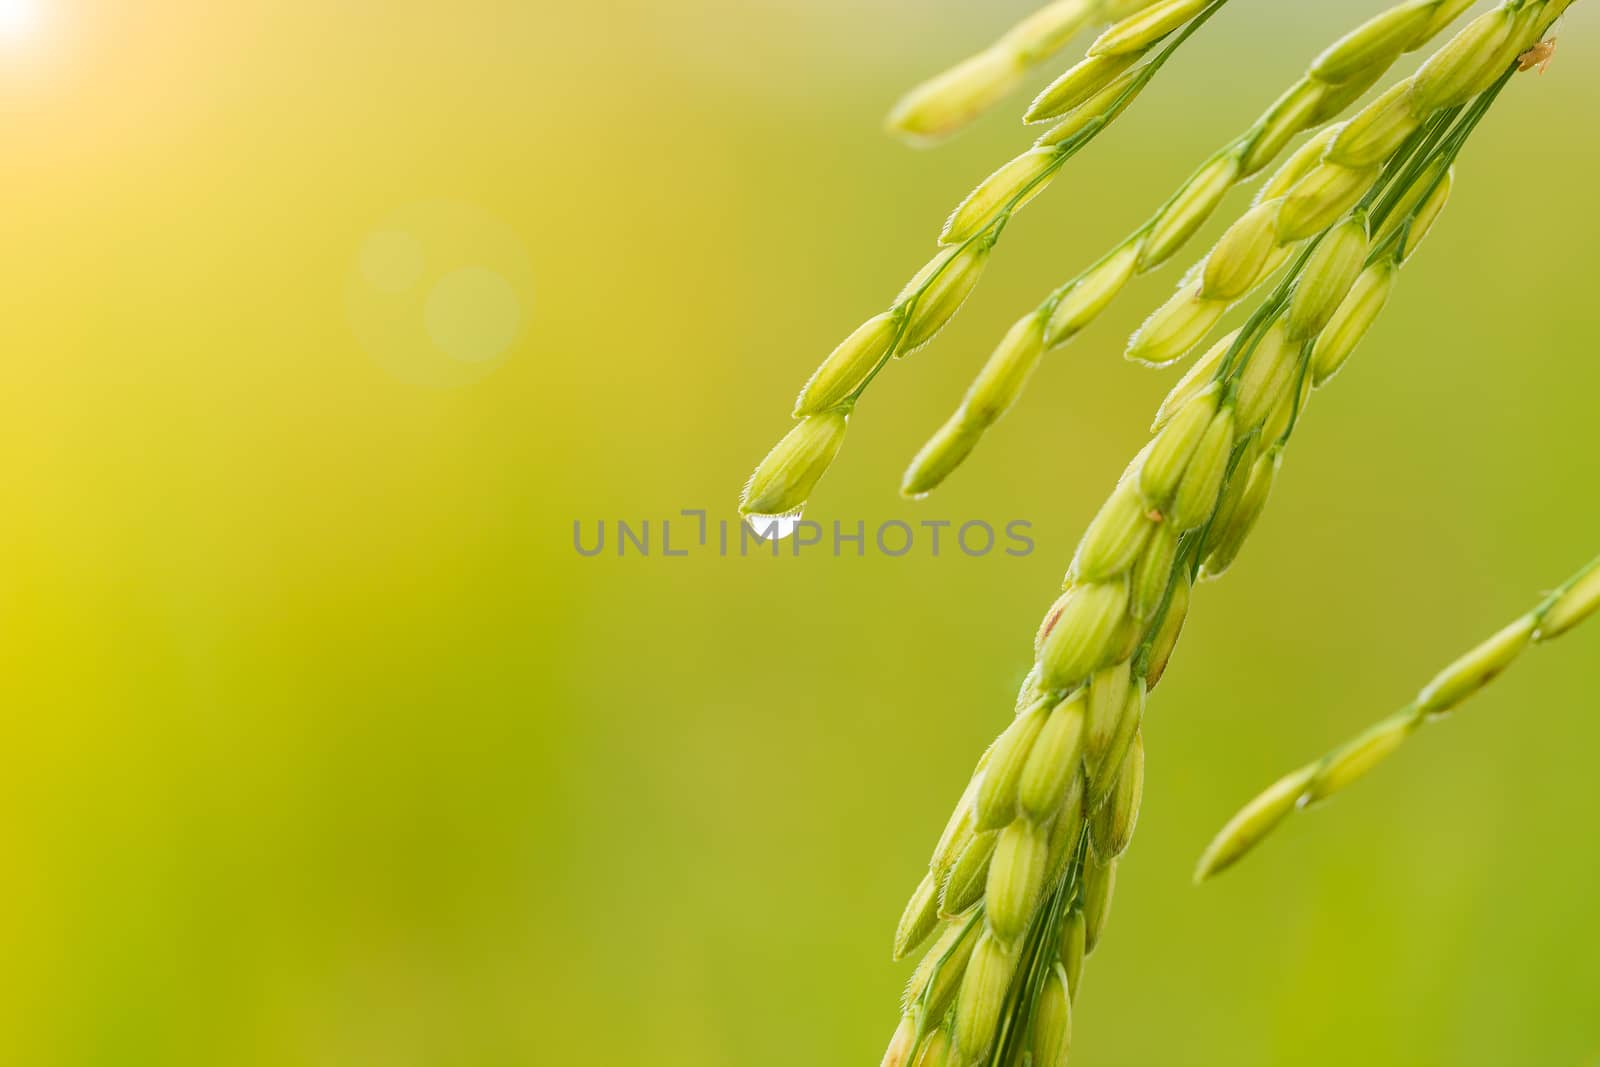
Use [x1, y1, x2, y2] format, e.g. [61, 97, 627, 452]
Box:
[884, 0, 1166, 146]
[742, 0, 1233, 520]
[732, 2, 1580, 1064]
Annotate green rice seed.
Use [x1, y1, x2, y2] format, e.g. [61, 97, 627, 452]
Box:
[1238, 78, 1325, 177]
[1309, 62, 1388, 124]
[1199, 448, 1280, 579]
[1020, 693, 1089, 818]
[1146, 575, 1189, 688]
[910, 1028, 953, 1067]
[1034, 67, 1147, 147]
[1277, 162, 1379, 242]
[1326, 80, 1422, 168]
[903, 923, 955, 1009]
[930, 777, 981, 878]
[1091, 732, 1145, 860]
[885, 48, 1026, 147]
[1532, 0, 1580, 38]
[953, 930, 1020, 1064]
[1073, 478, 1155, 582]
[911, 1028, 953, 1067]
[1127, 278, 1228, 367]
[1038, 578, 1132, 689]
[1286, 215, 1369, 341]
[895, 872, 943, 960]
[1416, 615, 1537, 714]
[1089, 0, 1210, 56]
[1008, 0, 1107, 58]
[1104, 0, 1170, 16]
[902, 415, 984, 500]
[1257, 241, 1298, 285]
[941, 831, 998, 916]
[905, 915, 980, 1020]
[1311, 261, 1395, 387]
[1259, 126, 1340, 202]
[1537, 564, 1600, 640]
[1140, 385, 1219, 505]
[1043, 774, 1087, 879]
[1409, 6, 1518, 113]
[1132, 524, 1180, 621]
[1202, 199, 1282, 301]
[887, 0, 1154, 144]
[1311, 0, 1436, 83]
[1153, 330, 1235, 431]
[976, 699, 1052, 830]
[794, 310, 901, 416]
[1305, 710, 1418, 805]
[1085, 660, 1133, 769]
[986, 819, 1054, 941]
[1194, 762, 1317, 880]
[740, 411, 848, 516]
[1111, 612, 1145, 667]
[1090, 678, 1145, 804]
[1168, 408, 1235, 530]
[900, 244, 992, 354]
[1080, 855, 1117, 954]
[1410, 0, 1478, 47]
[1046, 242, 1140, 345]
[962, 314, 1048, 426]
[900, 303, 1041, 494]
[1031, 963, 1073, 1067]
[1234, 320, 1299, 431]
[1140, 153, 1242, 269]
[1202, 435, 1259, 541]
[1059, 908, 1087, 996]
[1015, 666, 1047, 715]
[1027, 50, 1141, 123]
[881, 1014, 918, 1067]
[1376, 156, 1452, 251]
[1259, 362, 1311, 445]
[1399, 166, 1453, 259]
[942, 147, 1061, 244]
[1377, 159, 1449, 250]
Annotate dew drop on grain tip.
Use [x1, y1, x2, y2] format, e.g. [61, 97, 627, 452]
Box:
[744, 509, 805, 541]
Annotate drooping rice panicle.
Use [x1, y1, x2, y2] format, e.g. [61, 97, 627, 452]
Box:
[885, 0, 1162, 147]
[740, 0, 1234, 520]
[902, 0, 1560, 498]
[1196, 552, 1600, 882]
[882, 32, 1560, 1061]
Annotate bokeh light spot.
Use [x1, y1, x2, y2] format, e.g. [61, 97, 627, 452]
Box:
[347, 201, 534, 387]
[0, 0, 39, 43]
[358, 230, 425, 294]
[424, 266, 522, 365]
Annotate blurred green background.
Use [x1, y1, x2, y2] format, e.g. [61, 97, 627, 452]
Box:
[3, 1, 1599, 1064]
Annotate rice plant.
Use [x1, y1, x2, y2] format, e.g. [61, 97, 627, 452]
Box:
[734, 2, 1585, 1063]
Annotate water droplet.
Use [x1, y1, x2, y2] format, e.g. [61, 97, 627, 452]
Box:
[743, 509, 804, 541]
